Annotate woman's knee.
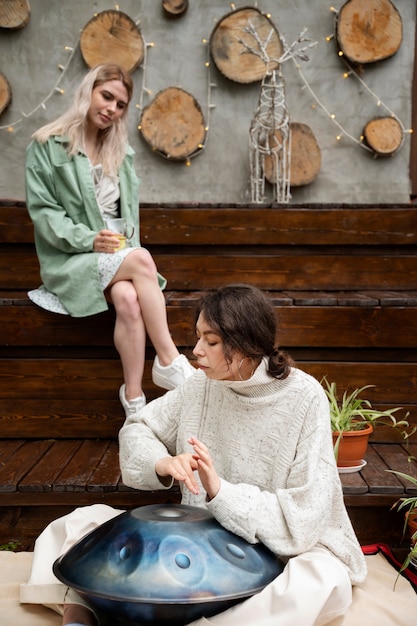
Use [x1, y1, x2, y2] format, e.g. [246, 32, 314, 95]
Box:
[127, 248, 158, 280]
[111, 282, 141, 319]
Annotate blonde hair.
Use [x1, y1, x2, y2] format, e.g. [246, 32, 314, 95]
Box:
[32, 64, 133, 175]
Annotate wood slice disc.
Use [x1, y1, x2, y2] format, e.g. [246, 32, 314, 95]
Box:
[162, 0, 188, 18]
[139, 87, 206, 161]
[264, 123, 321, 187]
[363, 116, 404, 156]
[0, 0, 30, 30]
[0, 72, 12, 117]
[336, 0, 402, 64]
[210, 7, 283, 84]
[80, 10, 144, 73]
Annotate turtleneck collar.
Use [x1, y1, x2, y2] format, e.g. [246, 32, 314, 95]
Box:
[213, 357, 292, 399]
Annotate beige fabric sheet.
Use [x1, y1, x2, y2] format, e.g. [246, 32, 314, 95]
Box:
[0, 550, 416, 625]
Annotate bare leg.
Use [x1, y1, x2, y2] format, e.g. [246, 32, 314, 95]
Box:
[107, 248, 179, 366]
[63, 602, 97, 625]
[109, 280, 146, 402]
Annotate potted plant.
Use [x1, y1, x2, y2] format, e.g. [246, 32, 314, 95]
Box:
[388, 469, 417, 577]
[322, 379, 411, 470]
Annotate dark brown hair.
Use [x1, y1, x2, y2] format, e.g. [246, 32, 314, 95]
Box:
[196, 284, 293, 379]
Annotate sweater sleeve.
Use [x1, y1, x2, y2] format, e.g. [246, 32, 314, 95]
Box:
[119, 387, 186, 491]
[206, 389, 343, 558]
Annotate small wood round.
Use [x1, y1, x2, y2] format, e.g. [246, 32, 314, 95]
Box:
[336, 0, 402, 64]
[264, 123, 321, 187]
[0, 0, 30, 30]
[80, 10, 144, 73]
[0, 72, 12, 117]
[363, 116, 404, 156]
[162, 0, 188, 18]
[139, 87, 206, 161]
[210, 7, 283, 84]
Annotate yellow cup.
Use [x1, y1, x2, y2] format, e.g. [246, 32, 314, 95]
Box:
[115, 235, 127, 251]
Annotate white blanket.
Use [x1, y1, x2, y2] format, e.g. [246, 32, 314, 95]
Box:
[0, 549, 416, 625]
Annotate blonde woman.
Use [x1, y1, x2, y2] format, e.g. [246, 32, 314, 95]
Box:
[25, 63, 194, 417]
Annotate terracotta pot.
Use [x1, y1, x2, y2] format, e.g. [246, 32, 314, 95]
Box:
[332, 422, 373, 467]
[406, 510, 417, 545]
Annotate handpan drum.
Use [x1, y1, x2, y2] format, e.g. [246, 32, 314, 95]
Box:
[53, 503, 284, 625]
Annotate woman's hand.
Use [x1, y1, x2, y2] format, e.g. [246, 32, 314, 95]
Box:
[155, 453, 200, 495]
[189, 437, 221, 500]
[93, 229, 120, 253]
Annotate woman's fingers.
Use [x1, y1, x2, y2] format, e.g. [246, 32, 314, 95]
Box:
[156, 454, 200, 495]
[94, 230, 120, 252]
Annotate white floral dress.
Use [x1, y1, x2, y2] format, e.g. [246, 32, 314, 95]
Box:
[28, 163, 136, 315]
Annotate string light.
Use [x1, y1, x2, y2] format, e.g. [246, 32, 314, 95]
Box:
[0, 39, 79, 131]
[295, 17, 413, 153]
[136, 36, 152, 112]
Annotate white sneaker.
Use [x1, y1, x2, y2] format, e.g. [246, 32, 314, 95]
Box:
[119, 384, 146, 418]
[152, 354, 195, 391]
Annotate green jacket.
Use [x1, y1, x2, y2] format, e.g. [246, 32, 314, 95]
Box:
[26, 136, 165, 317]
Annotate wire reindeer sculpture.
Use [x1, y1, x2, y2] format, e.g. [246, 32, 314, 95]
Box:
[238, 25, 316, 203]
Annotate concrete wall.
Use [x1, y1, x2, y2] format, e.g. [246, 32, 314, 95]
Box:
[0, 0, 415, 203]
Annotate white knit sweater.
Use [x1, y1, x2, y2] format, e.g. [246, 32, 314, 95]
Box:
[119, 360, 367, 585]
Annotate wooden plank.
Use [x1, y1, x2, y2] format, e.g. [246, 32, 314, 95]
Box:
[0, 359, 124, 399]
[2, 303, 417, 349]
[52, 440, 109, 492]
[18, 440, 83, 492]
[0, 360, 415, 439]
[335, 292, 380, 306]
[0, 439, 26, 463]
[152, 254, 417, 292]
[1, 250, 417, 291]
[1, 359, 415, 404]
[361, 290, 417, 306]
[0, 204, 33, 243]
[0, 247, 40, 288]
[361, 444, 405, 494]
[276, 306, 417, 349]
[338, 468, 369, 495]
[375, 443, 417, 494]
[0, 488, 181, 507]
[0, 440, 54, 493]
[282, 291, 339, 306]
[2, 204, 417, 246]
[140, 207, 417, 246]
[0, 304, 116, 346]
[87, 440, 122, 493]
[302, 362, 417, 407]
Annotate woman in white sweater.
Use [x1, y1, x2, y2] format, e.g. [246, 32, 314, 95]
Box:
[22, 284, 366, 626]
[119, 283, 367, 625]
